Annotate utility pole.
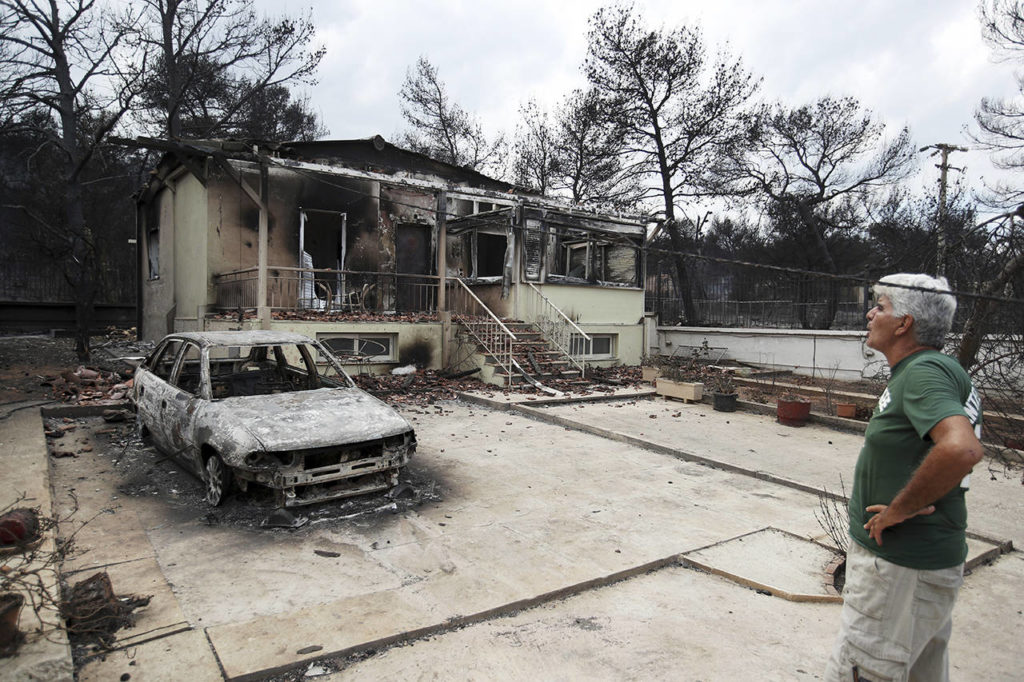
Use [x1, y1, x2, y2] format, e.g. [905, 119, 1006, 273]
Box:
[920, 144, 967, 277]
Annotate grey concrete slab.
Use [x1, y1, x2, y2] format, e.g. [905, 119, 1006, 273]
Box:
[317, 552, 1024, 682]
[77, 629, 222, 682]
[0, 406, 73, 682]
[529, 397, 1020, 550]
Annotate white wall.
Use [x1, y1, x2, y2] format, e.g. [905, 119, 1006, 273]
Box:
[654, 326, 887, 382]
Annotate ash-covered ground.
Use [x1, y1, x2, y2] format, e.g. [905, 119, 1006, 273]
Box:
[46, 409, 451, 532]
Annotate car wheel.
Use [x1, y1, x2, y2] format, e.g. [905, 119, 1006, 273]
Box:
[205, 455, 232, 506]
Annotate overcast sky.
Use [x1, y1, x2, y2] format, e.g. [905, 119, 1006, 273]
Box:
[257, 0, 1019, 201]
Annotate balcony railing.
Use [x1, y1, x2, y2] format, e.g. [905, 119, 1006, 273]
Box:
[212, 267, 438, 315]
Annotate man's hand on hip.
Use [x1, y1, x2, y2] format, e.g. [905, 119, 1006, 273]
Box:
[863, 503, 936, 546]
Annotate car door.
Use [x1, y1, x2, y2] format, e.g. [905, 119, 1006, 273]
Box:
[136, 339, 185, 452]
[163, 341, 205, 473]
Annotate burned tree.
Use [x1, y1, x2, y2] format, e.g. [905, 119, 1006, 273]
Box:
[398, 56, 504, 174]
[584, 4, 759, 323]
[551, 88, 638, 209]
[721, 96, 915, 328]
[0, 0, 143, 359]
[135, 0, 324, 140]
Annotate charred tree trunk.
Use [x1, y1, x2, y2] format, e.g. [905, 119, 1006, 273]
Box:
[957, 246, 1024, 369]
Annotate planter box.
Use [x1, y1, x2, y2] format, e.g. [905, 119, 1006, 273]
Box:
[641, 366, 661, 382]
[777, 398, 811, 426]
[836, 402, 857, 419]
[656, 378, 703, 402]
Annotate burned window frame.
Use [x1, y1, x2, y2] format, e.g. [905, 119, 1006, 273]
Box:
[544, 228, 641, 288]
[316, 332, 397, 363]
[447, 207, 514, 283]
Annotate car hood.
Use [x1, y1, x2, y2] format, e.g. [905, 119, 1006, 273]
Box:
[212, 387, 413, 451]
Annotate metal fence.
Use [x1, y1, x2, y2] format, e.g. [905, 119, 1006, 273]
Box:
[645, 258, 870, 330]
[0, 258, 135, 305]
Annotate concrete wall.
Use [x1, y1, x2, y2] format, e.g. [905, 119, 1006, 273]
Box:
[139, 184, 177, 340]
[577, 322, 644, 367]
[653, 326, 886, 382]
[173, 173, 209, 332]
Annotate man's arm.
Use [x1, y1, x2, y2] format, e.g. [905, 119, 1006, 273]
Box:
[864, 414, 984, 546]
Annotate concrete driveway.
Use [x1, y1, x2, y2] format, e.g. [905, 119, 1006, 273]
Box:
[24, 391, 1023, 681]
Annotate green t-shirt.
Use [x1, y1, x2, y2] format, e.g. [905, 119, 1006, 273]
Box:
[848, 350, 982, 569]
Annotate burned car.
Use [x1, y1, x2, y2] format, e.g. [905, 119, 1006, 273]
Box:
[131, 331, 416, 507]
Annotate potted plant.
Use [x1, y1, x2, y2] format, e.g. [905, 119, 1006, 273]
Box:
[640, 354, 663, 383]
[655, 363, 704, 402]
[711, 373, 738, 412]
[0, 592, 24, 656]
[835, 402, 857, 419]
[777, 393, 812, 426]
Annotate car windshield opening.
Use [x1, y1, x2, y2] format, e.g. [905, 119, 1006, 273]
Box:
[208, 343, 342, 398]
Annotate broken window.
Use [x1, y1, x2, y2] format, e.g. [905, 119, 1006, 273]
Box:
[206, 343, 322, 398]
[455, 230, 509, 280]
[477, 233, 506, 278]
[317, 333, 396, 362]
[146, 200, 160, 280]
[149, 340, 183, 381]
[174, 343, 203, 395]
[548, 232, 638, 287]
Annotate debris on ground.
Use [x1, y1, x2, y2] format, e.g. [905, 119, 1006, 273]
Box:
[51, 367, 134, 405]
[62, 571, 151, 649]
[0, 507, 40, 547]
[262, 509, 309, 529]
[352, 369, 495, 405]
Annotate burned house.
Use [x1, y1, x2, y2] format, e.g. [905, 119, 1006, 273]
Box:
[134, 136, 646, 387]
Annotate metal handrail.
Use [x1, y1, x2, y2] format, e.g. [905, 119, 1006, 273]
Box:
[450, 279, 518, 339]
[524, 282, 591, 377]
[448, 278, 517, 385]
[526, 282, 590, 338]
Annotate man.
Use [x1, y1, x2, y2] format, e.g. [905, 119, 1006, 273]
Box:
[826, 273, 984, 682]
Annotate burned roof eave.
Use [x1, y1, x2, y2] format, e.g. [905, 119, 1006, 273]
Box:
[522, 205, 645, 238]
[121, 136, 649, 230]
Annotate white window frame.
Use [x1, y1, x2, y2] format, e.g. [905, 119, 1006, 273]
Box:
[570, 333, 615, 359]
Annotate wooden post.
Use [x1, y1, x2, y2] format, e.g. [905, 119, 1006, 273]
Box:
[257, 163, 270, 329]
[437, 190, 450, 367]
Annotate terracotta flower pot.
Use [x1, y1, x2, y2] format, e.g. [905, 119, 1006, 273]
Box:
[777, 397, 811, 426]
[836, 402, 857, 419]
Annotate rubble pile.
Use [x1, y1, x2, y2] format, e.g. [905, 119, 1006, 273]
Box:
[51, 366, 133, 405]
[353, 364, 647, 406]
[352, 369, 494, 405]
[273, 310, 440, 323]
[207, 310, 441, 324]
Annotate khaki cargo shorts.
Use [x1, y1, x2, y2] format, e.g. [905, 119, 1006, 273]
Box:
[824, 540, 963, 682]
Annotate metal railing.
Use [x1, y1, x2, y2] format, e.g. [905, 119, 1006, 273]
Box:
[523, 282, 590, 377]
[212, 267, 438, 315]
[447, 278, 517, 384]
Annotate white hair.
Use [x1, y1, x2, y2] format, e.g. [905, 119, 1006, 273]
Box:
[873, 273, 956, 349]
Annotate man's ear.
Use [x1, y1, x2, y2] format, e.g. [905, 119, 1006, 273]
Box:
[895, 314, 914, 337]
